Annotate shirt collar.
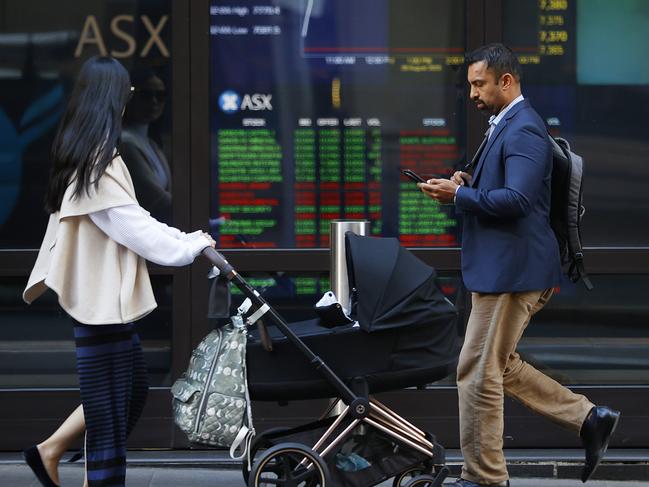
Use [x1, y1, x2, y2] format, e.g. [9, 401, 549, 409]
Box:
[489, 94, 524, 127]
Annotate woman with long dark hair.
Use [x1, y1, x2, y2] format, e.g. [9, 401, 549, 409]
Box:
[22, 56, 215, 487]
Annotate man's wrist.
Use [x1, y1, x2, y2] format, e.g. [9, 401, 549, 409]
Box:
[453, 185, 461, 204]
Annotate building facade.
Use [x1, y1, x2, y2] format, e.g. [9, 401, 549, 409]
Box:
[1, 0, 648, 451]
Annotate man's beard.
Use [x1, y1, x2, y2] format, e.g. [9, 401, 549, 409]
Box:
[475, 100, 489, 112]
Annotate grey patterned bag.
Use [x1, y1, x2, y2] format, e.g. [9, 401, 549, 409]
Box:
[171, 314, 254, 458]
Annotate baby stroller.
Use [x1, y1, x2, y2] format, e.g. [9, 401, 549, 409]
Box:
[204, 233, 459, 487]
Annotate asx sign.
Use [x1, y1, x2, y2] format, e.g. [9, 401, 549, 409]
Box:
[218, 90, 273, 114]
[74, 15, 169, 58]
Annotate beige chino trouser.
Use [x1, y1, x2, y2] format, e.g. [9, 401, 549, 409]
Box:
[458, 289, 594, 485]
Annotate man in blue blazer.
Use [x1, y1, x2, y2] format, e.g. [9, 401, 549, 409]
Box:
[420, 44, 619, 487]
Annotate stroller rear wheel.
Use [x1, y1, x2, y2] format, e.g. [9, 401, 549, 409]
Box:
[403, 467, 449, 487]
[392, 465, 429, 487]
[249, 442, 330, 487]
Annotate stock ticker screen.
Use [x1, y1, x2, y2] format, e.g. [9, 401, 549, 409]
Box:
[504, 0, 649, 246]
[209, 0, 648, 250]
[209, 0, 466, 249]
[504, 0, 577, 134]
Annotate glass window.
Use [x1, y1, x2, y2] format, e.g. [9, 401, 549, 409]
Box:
[503, 0, 649, 246]
[0, 0, 173, 248]
[444, 275, 649, 387]
[209, 0, 467, 248]
[518, 275, 649, 385]
[0, 276, 173, 387]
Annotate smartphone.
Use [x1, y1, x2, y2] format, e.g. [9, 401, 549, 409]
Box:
[401, 168, 427, 184]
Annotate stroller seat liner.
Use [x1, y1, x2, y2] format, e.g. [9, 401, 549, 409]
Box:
[247, 317, 457, 401]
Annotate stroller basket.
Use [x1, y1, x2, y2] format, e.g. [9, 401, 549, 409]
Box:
[257, 415, 437, 487]
[247, 318, 457, 401]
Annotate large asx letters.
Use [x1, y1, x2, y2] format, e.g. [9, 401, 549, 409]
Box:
[75, 15, 169, 58]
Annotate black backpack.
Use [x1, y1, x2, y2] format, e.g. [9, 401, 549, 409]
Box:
[549, 135, 593, 290]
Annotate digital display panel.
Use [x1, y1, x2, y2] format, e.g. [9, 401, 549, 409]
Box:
[503, 0, 649, 245]
[209, 0, 466, 248]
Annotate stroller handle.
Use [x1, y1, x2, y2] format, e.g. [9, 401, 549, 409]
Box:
[202, 247, 236, 279]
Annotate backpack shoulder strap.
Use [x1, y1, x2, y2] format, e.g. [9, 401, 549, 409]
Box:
[554, 135, 594, 290]
[229, 325, 255, 461]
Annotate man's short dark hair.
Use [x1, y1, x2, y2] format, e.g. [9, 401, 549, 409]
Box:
[466, 43, 522, 81]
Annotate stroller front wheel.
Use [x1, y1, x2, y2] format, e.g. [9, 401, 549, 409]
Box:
[249, 442, 330, 487]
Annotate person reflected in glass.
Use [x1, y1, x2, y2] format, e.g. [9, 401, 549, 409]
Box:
[120, 67, 171, 222]
[21, 56, 216, 487]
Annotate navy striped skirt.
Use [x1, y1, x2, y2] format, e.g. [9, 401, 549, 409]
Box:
[74, 322, 149, 487]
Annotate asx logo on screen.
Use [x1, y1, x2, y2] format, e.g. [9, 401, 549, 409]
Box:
[218, 90, 273, 114]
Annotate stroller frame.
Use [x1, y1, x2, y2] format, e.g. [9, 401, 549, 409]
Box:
[263, 397, 445, 486]
[204, 248, 448, 486]
[314, 398, 438, 461]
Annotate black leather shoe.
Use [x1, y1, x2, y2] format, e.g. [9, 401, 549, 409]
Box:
[580, 405, 620, 482]
[23, 445, 60, 487]
[445, 479, 509, 487]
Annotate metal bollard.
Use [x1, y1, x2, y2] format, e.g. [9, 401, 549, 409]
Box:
[329, 220, 369, 416]
[329, 220, 370, 314]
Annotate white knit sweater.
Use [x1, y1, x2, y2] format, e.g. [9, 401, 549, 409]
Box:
[89, 204, 211, 266]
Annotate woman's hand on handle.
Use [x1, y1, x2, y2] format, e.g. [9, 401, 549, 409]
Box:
[201, 231, 216, 248]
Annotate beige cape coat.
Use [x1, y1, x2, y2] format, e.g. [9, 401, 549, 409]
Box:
[23, 156, 157, 324]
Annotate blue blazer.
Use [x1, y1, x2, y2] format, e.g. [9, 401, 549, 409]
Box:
[455, 99, 561, 293]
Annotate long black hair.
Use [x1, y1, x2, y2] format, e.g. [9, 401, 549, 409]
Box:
[45, 56, 131, 213]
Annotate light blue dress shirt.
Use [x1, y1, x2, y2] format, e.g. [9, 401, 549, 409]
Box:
[487, 93, 525, 139]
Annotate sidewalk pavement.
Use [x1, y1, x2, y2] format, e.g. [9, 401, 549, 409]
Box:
[1, 464, 647, 487]
[0, 465, 649, 487]
[2, 450, 647, 486]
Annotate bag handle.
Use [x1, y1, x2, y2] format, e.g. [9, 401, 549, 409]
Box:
[229, 425, 254, 461]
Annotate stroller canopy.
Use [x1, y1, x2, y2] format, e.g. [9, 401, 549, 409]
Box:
[345, 233, 456, 333]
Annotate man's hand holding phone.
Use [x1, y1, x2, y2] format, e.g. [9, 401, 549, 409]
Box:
[401, 167, 471, 204]
[420, 169, 472, 205]
[418, 177, 458, 204]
